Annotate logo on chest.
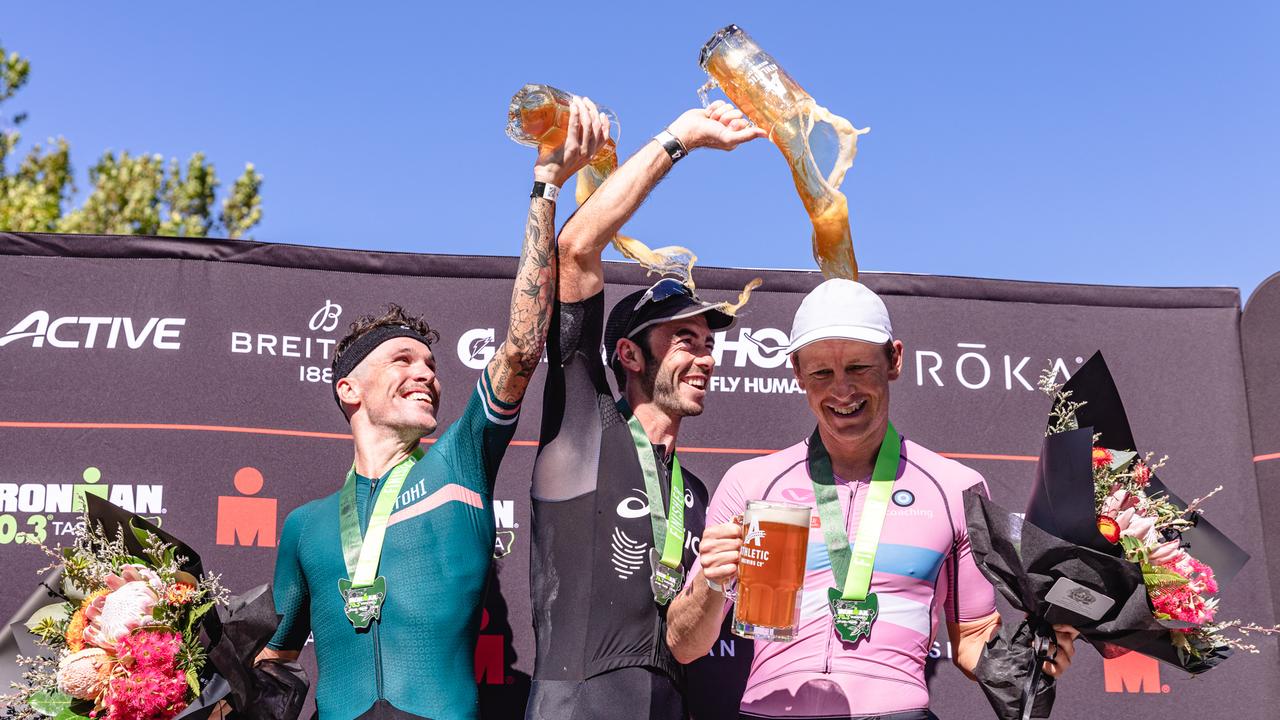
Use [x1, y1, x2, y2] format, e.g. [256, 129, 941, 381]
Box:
[388, 481, 484, 527]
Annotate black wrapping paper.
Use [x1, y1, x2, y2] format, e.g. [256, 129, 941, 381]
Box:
[84, 495, 292, 718]
[965, 352, 1250, 719]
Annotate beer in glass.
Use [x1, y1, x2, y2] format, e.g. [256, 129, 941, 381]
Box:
[732, 500, 810, 642]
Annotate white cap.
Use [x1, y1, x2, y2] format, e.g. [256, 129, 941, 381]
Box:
[787, 279, 893, 355]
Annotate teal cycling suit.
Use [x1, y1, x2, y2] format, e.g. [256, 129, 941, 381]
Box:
[269, 370, 520, 719]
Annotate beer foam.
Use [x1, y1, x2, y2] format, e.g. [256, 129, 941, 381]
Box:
[746, 504, 811, 528]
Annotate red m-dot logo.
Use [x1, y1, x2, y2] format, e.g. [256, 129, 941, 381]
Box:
[1103, 652, 1168, 694]
[216, 467, 278, 547]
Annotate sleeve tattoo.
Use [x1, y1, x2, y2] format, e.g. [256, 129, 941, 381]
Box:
[488, 197, 557, 406]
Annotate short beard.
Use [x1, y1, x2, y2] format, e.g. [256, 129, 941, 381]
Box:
[636, 359, 703, 418]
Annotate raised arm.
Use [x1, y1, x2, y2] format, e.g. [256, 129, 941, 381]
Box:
[487, 98, 609, 407]
[558, 101, 766, 302]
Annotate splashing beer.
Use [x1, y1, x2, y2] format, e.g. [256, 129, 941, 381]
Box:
[506, 84, 698, 284]
[698, 25, 869, 280]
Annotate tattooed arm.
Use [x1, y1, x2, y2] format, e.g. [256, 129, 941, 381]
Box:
[487, 97, 609, 408]
[558, 101, 765, 303]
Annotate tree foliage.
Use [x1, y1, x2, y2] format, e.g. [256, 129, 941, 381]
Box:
[0, 44, 262, 238]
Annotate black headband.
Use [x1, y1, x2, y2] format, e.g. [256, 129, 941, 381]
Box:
[331, 324, 434, 412]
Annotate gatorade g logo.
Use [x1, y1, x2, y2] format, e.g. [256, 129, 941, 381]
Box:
[1103, 653, 1168, 694]
[458, 328, 496, 370]
[216, 467, 278, 548]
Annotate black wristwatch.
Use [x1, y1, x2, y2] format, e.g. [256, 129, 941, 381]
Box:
[654, 130, 688, 163]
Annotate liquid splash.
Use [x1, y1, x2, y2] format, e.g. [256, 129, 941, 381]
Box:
[698, 25, 869, 280]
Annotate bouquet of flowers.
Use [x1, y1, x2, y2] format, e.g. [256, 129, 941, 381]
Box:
[2, 495, 281, 720]
[965, 351, 1269, 720]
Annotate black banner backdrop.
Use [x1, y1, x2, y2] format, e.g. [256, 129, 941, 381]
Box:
[0, 232, 1276, 718]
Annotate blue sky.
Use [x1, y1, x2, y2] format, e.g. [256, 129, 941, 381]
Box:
[5, 3, 1278, 300]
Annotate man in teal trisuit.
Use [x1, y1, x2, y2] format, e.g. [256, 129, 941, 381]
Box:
[256, 99, 610, 719]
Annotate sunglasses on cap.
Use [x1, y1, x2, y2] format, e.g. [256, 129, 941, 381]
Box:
[634, 278, 696, 311]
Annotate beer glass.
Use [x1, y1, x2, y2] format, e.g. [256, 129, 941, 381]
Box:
[730, 500, 810, 642]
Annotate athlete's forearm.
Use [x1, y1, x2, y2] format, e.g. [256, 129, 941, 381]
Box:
[254, 646, 301, 665]
[666, 575, 727, 664]
[558, 141, 672, 303]
[488, 196, 557, 406]
[948, 612, 1002, 680]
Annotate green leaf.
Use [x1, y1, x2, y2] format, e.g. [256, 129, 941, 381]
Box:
[24, 602, 71, 630]
[28, 691, 93, 719]
[186, 600, 215, 634]
[1142, 565, 1189, 587]
[1109, 449, 1137, 470]
[1120, 535, 1144, 557]
[130, 520, 155, 550]
[187, 668, 201, 695]
[29, 690, 73, 716]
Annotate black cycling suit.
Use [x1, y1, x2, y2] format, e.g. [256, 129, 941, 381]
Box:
[525, 291, 708, 720]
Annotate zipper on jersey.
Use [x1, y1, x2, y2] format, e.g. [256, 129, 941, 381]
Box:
[824, 479, 861, 675]
[367, 479, 385, 700]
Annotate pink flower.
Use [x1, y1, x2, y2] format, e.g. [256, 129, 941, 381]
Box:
[116, 628, 182, 672]
[82, 580, 159, 650]
[1115, 508, 1159, 546]
[1148, 540, 1185, 566]
[56, 647, 112, 700]
[1132, 461, 1152, 487]
[1101, 488, 1139, 517]
[101, 630, 188, 720]
[106, 564, 164, 593]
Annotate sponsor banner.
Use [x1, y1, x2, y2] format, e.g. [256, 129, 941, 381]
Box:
[1, 232, 1277, 718]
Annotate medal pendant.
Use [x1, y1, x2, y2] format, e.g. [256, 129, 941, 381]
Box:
[649, 547, 684, 606]
[339, 576, 387, 629]
[828, 588, 878, 643]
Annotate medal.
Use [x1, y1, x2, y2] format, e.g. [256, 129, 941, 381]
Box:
[339, 576, 388, 629]
[809, 422, 901, 643]
[828, 588, 879, 643]
[337, 447, 423, 629]
[649, 548, 685, 605]
[620, 400, 688, 607]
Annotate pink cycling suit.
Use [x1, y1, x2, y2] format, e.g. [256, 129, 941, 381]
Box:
[689, 434, 997, 718]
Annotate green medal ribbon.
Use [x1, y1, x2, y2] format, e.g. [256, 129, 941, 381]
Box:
[337, 446, 424, 628]
[619, 399, 685, 605]
[808, 422, 901, 643]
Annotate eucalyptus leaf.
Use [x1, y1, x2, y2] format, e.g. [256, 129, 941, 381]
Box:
[29, 690, 72, 715]
[1109, 449, 1137, 470]
[130, 521, 155, 550]
[24, 602, 71, 630]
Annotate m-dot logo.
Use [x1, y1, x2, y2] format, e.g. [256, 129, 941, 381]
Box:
[1103, 652, 1169, 694]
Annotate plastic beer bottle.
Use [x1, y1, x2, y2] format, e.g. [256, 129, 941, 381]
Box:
[698, 25, 869, 280]
[506, 84, 700, 285]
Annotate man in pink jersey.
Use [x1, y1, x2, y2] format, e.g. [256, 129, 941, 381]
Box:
[667, 279, 1078, 720]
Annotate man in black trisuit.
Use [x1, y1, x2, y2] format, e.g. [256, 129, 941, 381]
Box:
[524, 101, 764, 720]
